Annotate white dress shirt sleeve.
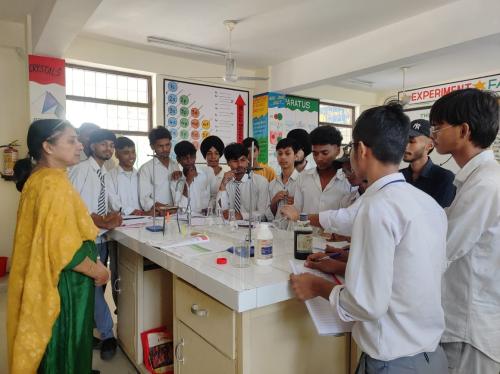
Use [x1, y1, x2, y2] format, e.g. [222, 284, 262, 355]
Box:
[105, 172, 122, 213]
[293, 177, 304, 213]
[318, 197, 362, 236]
[265, 180, 278, 221]
[446, 181, 497, 262]
[332, 202, 397, 321]
[138, 164, 154, 211]
[241, 177, 269, 221]
[217, 190, 230, 211]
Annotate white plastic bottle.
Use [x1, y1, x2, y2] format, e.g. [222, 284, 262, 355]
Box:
[254, 223, 273, 265]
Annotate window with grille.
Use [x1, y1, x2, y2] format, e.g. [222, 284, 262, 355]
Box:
[65, 64, 153, 167]
[319, 102, 355, 144]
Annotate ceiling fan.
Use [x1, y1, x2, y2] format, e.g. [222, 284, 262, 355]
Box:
[148, 20, 268, 83]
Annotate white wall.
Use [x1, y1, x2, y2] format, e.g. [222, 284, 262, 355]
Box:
[64, 36, 260, 130]
[0, 21, 29, 263]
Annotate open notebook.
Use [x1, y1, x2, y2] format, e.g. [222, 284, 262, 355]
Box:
[289, 260, 353, 336]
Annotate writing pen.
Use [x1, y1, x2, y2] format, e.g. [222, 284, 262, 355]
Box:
[313, 252, 342, 262]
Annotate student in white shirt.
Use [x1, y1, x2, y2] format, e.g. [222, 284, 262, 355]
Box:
[282, 149, 366, 238]
[138, 126, 180, 213]
[286, 128, 313, 173]
[200, 135, 227, 204]
[266, 138, 300, 226]
[77, 122, 116, 170]
[293, 125, 352, 215]
[290, 103, 448, 374]
[106, 136, 144, 215]
[429, 88, 500, 374]
[171, 140, 216, 214]
[68, 129, 122, 361]
[217, 143, 269, 221]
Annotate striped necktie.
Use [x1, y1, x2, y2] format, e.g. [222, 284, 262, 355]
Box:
[96, 168, 107, 216]
[234, 180, 243, 214]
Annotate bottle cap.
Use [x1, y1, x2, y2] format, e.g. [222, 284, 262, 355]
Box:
[216, 257, 227, 265]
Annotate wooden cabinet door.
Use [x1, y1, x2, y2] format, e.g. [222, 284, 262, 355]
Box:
[117, 262, 137, 361]
[175, 321, 235, 374]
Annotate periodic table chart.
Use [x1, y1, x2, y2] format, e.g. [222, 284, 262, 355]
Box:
[164, 79, 249, 162]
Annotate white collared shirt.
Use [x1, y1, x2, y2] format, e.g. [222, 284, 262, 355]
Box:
[200, 164, 230, 207]
[138, 157, 179, 210]
[171, 167, 217, 214]
[441, 150, 500, 361]
[217, 173, 269, 221]
[330, 173, 447, 361]
[105, 166, 141, 215]
[266, 169, 300, 221]
[293, 168, 352, 214]
[68, 157, 109, 214]
[318, 194, 363, 236]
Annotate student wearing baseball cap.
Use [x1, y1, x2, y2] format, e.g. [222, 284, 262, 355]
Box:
[400, 119, 456, 207]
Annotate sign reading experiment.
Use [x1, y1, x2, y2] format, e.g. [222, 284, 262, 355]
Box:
[400, 73, 500, 105]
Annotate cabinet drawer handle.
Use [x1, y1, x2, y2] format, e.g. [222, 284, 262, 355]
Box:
[113, 276, 121, 294]
[175, 338, 185, 364]
[191, 303, 208, 317]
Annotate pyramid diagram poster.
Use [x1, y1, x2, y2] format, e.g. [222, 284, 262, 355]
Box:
[29, 55, 66, 122]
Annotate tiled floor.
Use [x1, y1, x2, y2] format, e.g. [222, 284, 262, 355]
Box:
[0, 274, 138, 374]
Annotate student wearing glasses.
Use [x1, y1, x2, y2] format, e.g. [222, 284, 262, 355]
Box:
[430, 88, 500, 374]
[290, 103, 448, 374]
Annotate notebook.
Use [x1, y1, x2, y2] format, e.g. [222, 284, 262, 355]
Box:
[289, 260, 353, 336]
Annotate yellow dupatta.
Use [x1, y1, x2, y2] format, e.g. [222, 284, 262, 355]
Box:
[7, 167, 98, 374]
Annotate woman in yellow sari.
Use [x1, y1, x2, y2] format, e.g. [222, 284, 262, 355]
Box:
[8, 119, 110, 374]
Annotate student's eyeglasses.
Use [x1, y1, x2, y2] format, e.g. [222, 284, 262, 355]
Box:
[430, 125, 454, 135]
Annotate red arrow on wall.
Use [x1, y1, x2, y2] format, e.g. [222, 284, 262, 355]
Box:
[235, 95, 246, 142]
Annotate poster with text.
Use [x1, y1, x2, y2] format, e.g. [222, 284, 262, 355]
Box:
[29, 55, 66, 122]
[164, 79, 249, 162]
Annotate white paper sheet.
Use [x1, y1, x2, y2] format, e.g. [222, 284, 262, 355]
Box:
[289, 260, 352, 336]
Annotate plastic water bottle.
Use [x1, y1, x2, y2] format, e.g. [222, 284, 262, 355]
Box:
[255, 222, 273, 265]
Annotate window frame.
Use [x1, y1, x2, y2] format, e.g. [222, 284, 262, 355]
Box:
[65, 63, 153, 136]
[318, 101, 355, 130]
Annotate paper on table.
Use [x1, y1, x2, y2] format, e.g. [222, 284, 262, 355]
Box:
[120, 216, 154, 228]
[289, 260, 352, 336]
[147, 235, 229, 259]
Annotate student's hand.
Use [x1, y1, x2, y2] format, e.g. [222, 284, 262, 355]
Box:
[235, 212, 243, 220]
[271, 191, 288, 206]
[289, 273, 334, 301]
[223, 210, 229, 220]
[171, 170, 183, 181]
[131, 209, 145, 216]
[305, 254, 346, 274]
[328, 233, 351, 243]
[325, 244, 350, 262]
[280, 205, 299, 221]
[94, 261, 111, 286]
[103, 212, 123, 229]
[220, 171, 235, 189]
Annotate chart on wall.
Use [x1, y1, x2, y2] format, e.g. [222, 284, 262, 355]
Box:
[164, 79, 249, 161]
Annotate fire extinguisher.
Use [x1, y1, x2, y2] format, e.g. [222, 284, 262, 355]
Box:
[1, 140, 20, 177]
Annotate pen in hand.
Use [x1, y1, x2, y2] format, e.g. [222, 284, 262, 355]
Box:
[312, 252, 342, 262]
